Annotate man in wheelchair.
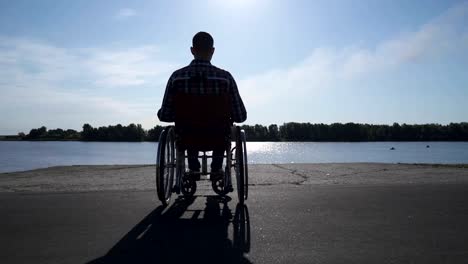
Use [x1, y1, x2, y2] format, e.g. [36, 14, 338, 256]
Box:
[157, 32, 247, 198]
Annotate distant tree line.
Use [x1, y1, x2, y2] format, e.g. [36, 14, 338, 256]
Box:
[13, 122, 468, 142]
[240, 122, 468, 141]
[82, 124, 146, 141]
[21, 124, 164, 142]
[23, 126, 81, 140]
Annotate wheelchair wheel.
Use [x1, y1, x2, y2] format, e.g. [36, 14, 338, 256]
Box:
[241, 130, 248, 200]
[156, 127, 176, 206]
[181, 176, 196, 197]
[235, 127, 248, 204]
[212, 169, 229, 196]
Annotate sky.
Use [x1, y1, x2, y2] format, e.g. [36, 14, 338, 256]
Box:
[0, 0, 467, 134]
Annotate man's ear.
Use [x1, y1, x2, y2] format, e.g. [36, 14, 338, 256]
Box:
[190, 47, 195, 56]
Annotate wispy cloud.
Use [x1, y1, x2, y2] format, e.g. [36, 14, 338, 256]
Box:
[0, 37, 176, 133]
[0, 36, 176, 88]
[114, 8, 137, 19]
[0, 85, 157, 134]
[85, 46, 175, 86]
[239, 1, 468, 118]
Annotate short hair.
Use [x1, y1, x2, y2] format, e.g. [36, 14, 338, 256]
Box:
[192, 32, 214, 51]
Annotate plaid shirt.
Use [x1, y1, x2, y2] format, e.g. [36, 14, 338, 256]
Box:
[157, 59, 247, 123]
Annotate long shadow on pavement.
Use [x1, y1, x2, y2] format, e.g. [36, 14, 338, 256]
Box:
[88, 195, 251, 264]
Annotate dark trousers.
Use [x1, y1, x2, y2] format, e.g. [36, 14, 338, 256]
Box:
[187, 148, 225, 171]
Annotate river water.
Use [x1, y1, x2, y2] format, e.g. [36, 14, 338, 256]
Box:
[1, 141, 467, 173]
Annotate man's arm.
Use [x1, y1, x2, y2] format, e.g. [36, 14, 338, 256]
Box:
[228, 73, 247, 123]
[157, 75, 176, 122]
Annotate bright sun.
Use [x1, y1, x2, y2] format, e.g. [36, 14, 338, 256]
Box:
[213, 0, 258, 9]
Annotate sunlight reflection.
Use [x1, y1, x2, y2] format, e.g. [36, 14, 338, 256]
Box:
[246, 142, 274, 153]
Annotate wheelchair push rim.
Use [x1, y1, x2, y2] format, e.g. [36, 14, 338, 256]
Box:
[156, 127, 176, 205]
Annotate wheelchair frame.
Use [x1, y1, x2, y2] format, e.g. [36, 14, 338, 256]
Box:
[156, 126, 248, 206]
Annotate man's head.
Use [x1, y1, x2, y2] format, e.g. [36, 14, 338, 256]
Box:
[191, 31, 215, 61]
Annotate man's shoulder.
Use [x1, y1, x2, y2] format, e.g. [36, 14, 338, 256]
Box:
[210, 64, 233, 76]
[170, 65, 191, 78]
[169, 63, 234, 81]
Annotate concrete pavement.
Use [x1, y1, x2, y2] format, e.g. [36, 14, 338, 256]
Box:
[1, 164, 468, 263]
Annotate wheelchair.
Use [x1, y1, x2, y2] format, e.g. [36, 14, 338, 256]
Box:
[156, 93, 248, 206]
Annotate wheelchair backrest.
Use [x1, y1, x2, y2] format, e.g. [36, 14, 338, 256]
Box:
[173, 77, 232, 150]
[174, 93, 231, 125]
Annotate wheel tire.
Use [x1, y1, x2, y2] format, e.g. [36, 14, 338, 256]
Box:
[236, 128, 245, 204]
[181, 177, 197, 197]
[212, 178, 228, 196]
[156, 127, 175, 206]
[241, 130, 248, 200]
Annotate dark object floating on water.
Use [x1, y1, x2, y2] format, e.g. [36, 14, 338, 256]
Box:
[426, 145, 430, 148]
[390, 147, 395, 150]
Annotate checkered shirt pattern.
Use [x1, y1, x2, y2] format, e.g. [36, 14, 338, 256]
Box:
[157, 59, 247, 123]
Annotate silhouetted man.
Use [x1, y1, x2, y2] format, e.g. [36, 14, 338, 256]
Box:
[158, 31, 247, 178]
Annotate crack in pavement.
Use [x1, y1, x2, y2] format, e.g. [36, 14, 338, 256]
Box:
[248, 183, 276, 186]
[271, 164, 312, 185]
[270, 164, 443, 185]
